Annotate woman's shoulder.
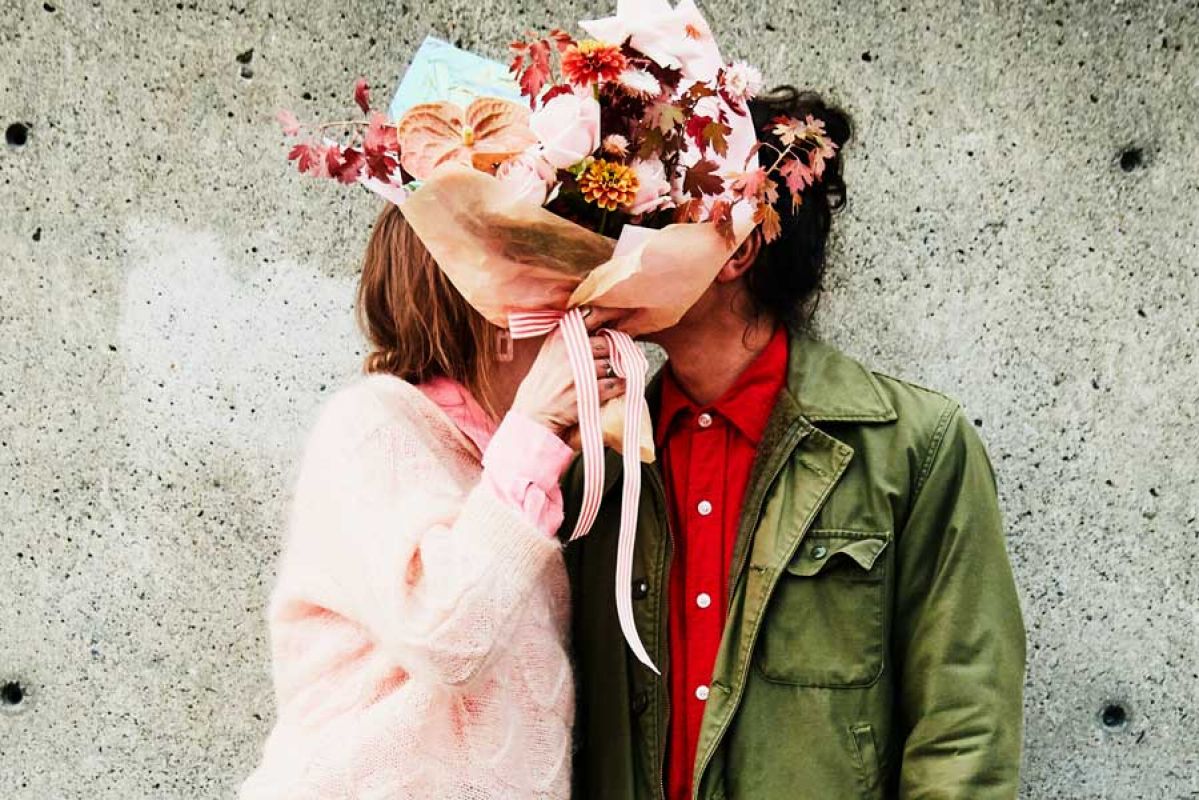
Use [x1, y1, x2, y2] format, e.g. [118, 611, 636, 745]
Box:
[306, 372, 449, 456]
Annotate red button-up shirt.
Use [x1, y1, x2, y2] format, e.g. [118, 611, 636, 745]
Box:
[656, 326, 789, 800]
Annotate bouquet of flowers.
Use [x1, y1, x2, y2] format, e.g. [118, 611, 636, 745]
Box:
[279, 0, 838, 670]
[280, 2, 837, 332]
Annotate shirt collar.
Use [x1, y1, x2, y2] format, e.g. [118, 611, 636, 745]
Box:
[655, 325, 789, 446]
[417, 376, 496, 455]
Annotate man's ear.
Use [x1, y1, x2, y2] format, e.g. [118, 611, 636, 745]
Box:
[715, 229, 763, 284]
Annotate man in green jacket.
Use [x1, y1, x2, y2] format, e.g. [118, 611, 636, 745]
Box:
[562, 89, 1026, 799]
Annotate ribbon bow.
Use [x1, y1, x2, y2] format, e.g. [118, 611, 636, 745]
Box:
[508, 308, 657, 673]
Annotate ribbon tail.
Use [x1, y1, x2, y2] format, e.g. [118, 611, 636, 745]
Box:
[603, 330, 659, 674]
[511, 308, 656, 672]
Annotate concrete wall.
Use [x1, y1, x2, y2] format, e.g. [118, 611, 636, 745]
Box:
[1, 0, 1195, 797]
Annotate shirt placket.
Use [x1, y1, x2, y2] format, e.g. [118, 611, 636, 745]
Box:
[683, 409, 724, 757]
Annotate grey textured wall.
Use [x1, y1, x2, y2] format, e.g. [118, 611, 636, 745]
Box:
[1, 0, 1196, 797]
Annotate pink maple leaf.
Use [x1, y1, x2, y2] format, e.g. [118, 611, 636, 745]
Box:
[778, 156, 814, 194]
[277, 109, 301, 137]
[364, 111, 397, 155]
[729, 168, 768, 201]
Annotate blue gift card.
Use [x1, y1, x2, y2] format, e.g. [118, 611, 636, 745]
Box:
[388, 35, 524, 121]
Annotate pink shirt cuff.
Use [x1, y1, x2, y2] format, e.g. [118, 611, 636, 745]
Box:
[481, 412, 574, 539]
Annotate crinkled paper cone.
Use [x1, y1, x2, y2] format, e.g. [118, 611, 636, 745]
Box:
[399, 162, 754, 463]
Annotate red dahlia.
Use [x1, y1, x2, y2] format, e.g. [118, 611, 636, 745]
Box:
[561, 39, 629, 87]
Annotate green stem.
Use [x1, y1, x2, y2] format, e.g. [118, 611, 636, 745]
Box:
[598, 209, 610, 236]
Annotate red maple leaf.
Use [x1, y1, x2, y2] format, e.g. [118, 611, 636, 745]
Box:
[276, 109, 301, 137]
[363, 111, 397, 155]
[682, 159, 725, 198]
[332, 147, 365, 184]
[541, 83, 575, 104]
[353, 78, 371, 115]
[685, 114, 713, 151]
[287, 142, 318, 174]
[510, 34, 556, 107]
[366, 152, 399, 182]
[548, 28, 575, 51]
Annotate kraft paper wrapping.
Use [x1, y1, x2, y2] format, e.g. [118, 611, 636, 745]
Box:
[399, 162, 755, 463]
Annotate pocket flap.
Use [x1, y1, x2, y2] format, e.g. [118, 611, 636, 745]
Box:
[785, 531, 890, 577]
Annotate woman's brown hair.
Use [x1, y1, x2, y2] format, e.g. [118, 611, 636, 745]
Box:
[356, 203, 501, 416]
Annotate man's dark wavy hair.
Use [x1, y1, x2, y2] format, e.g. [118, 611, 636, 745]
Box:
[745, 87, 852, 333]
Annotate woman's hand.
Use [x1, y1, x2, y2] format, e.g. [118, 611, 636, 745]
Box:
[510, 307, 630, 439]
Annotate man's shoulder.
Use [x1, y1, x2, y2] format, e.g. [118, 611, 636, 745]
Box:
[803, 338, 984, 472]
[795, 336, 962, 433]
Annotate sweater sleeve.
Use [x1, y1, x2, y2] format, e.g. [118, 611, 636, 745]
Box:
[270, 387, 565, 688]
[480, 411, 575, 538]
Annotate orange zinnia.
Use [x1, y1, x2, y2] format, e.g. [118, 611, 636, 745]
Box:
[561, 39, 629, 86]
[578, 159, 639, 211]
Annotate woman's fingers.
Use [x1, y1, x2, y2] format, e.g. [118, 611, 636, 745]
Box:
[581, 306, 630, 332]
[597, 377, 626, 404]
[590, 336, 614, 377]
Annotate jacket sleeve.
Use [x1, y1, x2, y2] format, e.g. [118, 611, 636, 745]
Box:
[269, 396, 564, 689]
[893, 402, 1027, 799]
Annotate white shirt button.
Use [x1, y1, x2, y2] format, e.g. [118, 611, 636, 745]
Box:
[695, 684, 710, 701]
[697, 500, 713, 516]
[696, 592, 712, 609]
[697, 412, 713, 428]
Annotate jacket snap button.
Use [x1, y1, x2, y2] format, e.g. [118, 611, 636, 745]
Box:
[632, 578, 649, 600]
[811, 545, 828, 560]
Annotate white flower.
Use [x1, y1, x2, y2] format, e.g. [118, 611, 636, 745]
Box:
[496, 147, 558, 207]
[629, 158, 674, 215]
[529, 89, 602, 170]
[722, 61, 763, 102]
[602, 134, 630, 157]
[617, 69, 662, 99]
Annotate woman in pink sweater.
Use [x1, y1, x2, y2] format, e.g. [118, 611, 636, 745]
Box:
[239, 205, 624, 799]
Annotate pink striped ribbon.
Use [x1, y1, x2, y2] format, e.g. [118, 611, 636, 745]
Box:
[508, 308, 658, 674]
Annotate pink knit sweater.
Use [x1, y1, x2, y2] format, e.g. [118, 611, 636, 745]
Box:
[239, 373, 574, 799]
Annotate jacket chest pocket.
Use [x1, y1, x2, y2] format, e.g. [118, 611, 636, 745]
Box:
[755, 530, 890, 688]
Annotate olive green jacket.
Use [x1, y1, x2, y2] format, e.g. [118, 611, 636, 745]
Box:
[561, 334, 1026, 800]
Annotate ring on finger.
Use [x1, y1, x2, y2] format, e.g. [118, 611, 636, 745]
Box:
[603, 359, 615, 379]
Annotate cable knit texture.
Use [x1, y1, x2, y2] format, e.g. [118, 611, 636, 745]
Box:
[239, 373, 573, 800]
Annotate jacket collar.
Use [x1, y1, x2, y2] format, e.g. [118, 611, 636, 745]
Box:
[780, 333, 897, 424]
